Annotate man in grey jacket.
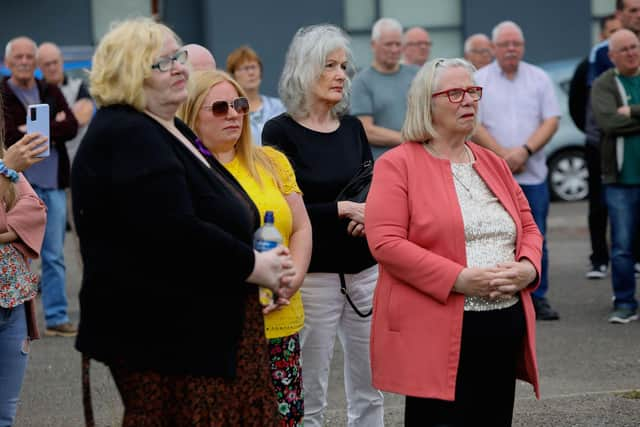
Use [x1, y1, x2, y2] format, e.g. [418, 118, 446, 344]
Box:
[591, 28, 640, 324]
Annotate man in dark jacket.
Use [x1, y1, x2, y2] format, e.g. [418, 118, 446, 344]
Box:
[591, 29, 640, 324]
[2, 36, 78, 336]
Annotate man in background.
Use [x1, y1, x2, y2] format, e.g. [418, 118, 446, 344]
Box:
[464, 33, 493, 70]
[2, 36, 78, 336]
[351, 18, 418, 158]
[402, 26, 431, 66]
[184, 43, 216, 71]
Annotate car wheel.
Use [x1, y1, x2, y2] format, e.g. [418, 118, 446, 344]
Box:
[548, 148, 588, 202]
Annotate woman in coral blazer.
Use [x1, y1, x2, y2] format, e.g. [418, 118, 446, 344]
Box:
[365, 58, 543, 427]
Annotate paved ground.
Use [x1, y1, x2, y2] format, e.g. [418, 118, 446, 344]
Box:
[14, 201, 640, 426]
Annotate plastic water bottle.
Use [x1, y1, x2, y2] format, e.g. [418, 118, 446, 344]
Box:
[254, 211, 283, 306]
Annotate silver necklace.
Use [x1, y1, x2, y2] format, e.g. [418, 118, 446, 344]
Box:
[423, 142, 474, 197]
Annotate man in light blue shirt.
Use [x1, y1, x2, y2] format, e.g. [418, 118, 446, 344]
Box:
[473, 21, 561, 320]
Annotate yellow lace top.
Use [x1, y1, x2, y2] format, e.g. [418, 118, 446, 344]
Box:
[224, 146, 304, 339]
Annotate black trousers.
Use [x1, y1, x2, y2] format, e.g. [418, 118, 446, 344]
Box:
[404, 300, 526, 427]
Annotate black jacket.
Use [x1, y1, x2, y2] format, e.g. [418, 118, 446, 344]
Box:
[72, 105, 260, 377]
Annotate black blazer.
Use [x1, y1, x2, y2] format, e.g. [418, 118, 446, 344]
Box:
[72, 104, 260, 377]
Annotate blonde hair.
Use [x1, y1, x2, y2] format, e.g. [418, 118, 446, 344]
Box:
[90, 18, 181, 111]
[402, 58, 478, 142]
[177, 70, 282, 190]
[0, 95, 16, 210]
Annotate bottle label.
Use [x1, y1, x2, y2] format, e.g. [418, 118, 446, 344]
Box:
[254, 239, 278, 252]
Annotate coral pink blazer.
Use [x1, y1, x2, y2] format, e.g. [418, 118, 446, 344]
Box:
[365, 141, 542, 400]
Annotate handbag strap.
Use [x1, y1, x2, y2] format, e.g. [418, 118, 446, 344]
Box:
[339, 273, 372, 318]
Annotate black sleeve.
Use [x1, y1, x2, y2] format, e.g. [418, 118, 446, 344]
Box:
[568, 58, 589, 132]
[77, 81, 92, 101]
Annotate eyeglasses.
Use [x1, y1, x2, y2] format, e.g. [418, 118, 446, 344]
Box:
[151, 49, 188, 72]
[202, 97, 250, 116]
[236, 64, 260, 73]
[405, 41, 432, 48]
[470, 48, 492, 56]
[432, 86, 483, 103]
[495, 41, 524, 49]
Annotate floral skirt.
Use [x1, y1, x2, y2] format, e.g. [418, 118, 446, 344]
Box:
[109, 294, 279, 427]
[268, 333, 303, 426]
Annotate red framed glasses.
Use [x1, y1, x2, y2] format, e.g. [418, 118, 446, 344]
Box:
[432, 86, 483, 103]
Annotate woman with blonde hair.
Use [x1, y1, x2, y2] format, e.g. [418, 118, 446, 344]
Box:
[178, 69, 312, 426]
[0, 101, 48, 426]
[72, 18, 294, 426]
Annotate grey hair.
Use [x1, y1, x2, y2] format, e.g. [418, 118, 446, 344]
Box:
[491, 21, 525, 43]
[279, 24, 354, 119]
[5, 36, 37, 59]
[464, 33, 490, 53]
[371, 17, 403, 41]
[402, 58, 478, 142]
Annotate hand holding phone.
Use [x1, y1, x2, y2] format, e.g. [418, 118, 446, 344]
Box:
[26, 104, 50, 158]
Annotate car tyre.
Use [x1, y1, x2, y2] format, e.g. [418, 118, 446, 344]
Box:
[548, 148, 588, 202]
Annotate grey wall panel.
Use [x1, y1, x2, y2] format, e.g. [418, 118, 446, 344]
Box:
[203, 0, 343, 96]
[163, 0, 205, 46]
[0, 0, 93, 47]
[463, 0, 591, 64]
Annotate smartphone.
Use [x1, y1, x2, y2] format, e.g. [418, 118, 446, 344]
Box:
[26, 104, 50, 158]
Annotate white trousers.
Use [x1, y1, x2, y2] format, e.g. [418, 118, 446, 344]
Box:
[300, 264, 384, 427]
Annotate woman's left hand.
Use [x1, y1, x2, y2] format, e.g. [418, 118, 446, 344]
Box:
[262, 295, 291, 315]
[488, 260, 537, 298]
[347, 220, 365, 237]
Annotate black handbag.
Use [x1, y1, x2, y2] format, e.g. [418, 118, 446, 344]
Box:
[336, 160, 374, 317]
[335, 160, 373, 203]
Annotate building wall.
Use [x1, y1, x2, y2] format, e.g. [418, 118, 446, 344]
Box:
[202, 0, 343, 97]
[0, 0, 93, 47]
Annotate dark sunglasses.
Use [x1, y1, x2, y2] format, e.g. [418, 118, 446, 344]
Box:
[202, 97, 250, 116]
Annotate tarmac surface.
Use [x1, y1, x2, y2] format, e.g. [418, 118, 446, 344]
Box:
[14, 200, 640, 426]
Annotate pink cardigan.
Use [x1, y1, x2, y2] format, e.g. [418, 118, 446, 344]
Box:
[365, 141, 542, 400]
[0, 174, 47, 259]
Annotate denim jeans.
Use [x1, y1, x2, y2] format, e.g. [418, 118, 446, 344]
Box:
[604, 184, 640, 311]
[33, 186, 69, 327]
[0, 306, 29, 427]
[520, 181, 549, 299]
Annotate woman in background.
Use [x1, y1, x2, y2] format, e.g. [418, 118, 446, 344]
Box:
[227, 46, 285, 145]
[178, 69, 312, 425]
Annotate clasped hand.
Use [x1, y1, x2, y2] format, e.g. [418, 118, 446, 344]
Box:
[338, 200, 366, 237]
[246, 245, 296, 314]
[453, 260, 536, 299]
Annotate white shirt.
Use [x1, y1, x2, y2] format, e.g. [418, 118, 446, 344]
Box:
[475, 61, 561, 185]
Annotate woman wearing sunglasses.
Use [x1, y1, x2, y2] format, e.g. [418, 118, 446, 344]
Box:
[365, 58, 542, 426]
[262, 25, 383, 427]
[178, 69, 312, 426]
[72, 18, 294, 426]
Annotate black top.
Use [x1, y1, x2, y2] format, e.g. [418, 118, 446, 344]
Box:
[262, 113, 376, 273]
[72, 104, 259, 377]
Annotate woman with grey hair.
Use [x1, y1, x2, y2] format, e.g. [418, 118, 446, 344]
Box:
[263, 24, 384, 427]
[365, 58, 542, 426]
